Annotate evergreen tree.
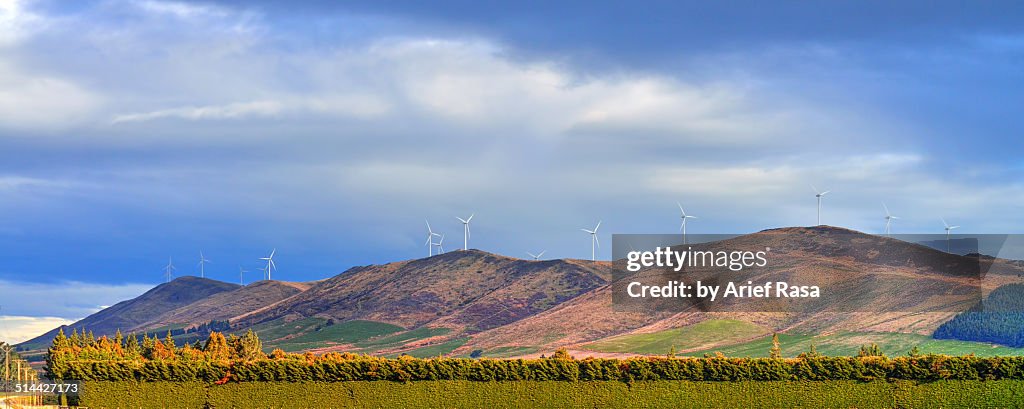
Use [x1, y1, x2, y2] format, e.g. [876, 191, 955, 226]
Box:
[125, 332, 140, 356]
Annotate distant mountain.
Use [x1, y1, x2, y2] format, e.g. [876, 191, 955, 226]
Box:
[19, 276, 239, 349]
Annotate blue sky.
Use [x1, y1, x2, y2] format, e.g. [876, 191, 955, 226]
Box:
[1, 0, 1023, 341]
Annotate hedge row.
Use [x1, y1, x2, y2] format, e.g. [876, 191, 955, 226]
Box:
[81, 380, 1024, 409]
[52, 355, 1024, 383]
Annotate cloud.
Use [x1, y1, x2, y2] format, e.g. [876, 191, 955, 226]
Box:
[0, 280, 151, 319]
[0, 62, 100, 130]
[0, 316, 73, 344]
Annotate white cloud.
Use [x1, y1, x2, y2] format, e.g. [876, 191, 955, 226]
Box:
[0, 316, 74, 344]
[0, 0, 43, 46]
[0, 62, 101, 130]
[111, 95, 391, 124]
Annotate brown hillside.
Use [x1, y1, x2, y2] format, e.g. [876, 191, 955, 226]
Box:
[134, 280, 311, 331]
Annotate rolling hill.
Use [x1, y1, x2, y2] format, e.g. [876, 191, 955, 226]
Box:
[19, 226, 1024, 359]
[19, 276, 240, 350]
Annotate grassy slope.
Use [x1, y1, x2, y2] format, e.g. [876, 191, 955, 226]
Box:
[581, 320, 768, 355]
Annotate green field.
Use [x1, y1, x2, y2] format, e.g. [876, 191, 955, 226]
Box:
[686, 331, 1024, 358]
[274, 320, 405, 351]
[77, 380, 1024, 408]
[581, 320, 768, 354]
[387, 337, 470, 358]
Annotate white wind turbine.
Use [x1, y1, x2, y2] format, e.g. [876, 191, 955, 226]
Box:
[239, 266, 249, 286]
[677, 203, 697, 244]
[812, 185, 831, 225]
[942, 218, 960, 253]
[456, 214, 474, 250]
[581, 221, 601, 261]
[883, 203, 899, 237]
[435, 233, 445, 254]
[526, 250, 546, 261]
[163, 257, 176, 283]
[425, 221, 441, 256]
[260, 249, 277, 280]
[198, 251, 210, 278]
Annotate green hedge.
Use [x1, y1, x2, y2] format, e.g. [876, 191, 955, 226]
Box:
[53, 355, 1024, 383]
[78, 380, 1024, 409]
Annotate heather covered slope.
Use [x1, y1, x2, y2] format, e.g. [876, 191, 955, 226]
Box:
[235, 249, 610, 332]
[455, 227, 1024, 357]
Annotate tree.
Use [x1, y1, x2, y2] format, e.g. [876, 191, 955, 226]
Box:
[234, 329, 265, 361]
[124, 332, 140, 356]
[769, 333, 782, 359]
[204, 332, 231, 361]
[858, 343, 884, 357]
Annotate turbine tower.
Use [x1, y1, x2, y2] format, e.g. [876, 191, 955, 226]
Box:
[162, 257, 176, 283]
[883, 203, 899, 237]
[198, 251, 210, 278]
[260, 249, 277, 280]
[581, 221, 601, 261]
[456, 214, 474, 250]
[526, 250, 546, 261]
[425, 221, 441, 256]
[942, 218, 960, 253]
[239, 266, 249, 286]
[811, 185, 831, 225]
[677, 203, 697, 244]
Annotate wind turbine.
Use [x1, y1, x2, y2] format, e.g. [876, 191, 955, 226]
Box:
[425, 221, 441, 256]
[581, 221, 601, 261]
[435, 234, 445, 254]
[942, 218, 960, 253]
[260, 249, 277, 280]
[883, 203, 899, 237]
[198, 251, 210, 278]
[456, 214, 474, 250]
[811, 185, 831, 225]
[526, 250, 546, 261]
[239, 266, 249, 286]
[677, 203, 697, 244]
[162, 257, 176, 283]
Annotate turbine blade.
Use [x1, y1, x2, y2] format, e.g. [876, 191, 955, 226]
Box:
[680, 221, 685, 231]
[456, 217, 467, 223]
[595, 235, 600, 248]
[467, 214, 474, 222]
[820, 190, 830, 196]
[810, 184, 819, 194]
[582, 229, 593, 233]
[538, 250, 545, 257]
[883, 202, 890, 216]
[594, 221, 601, 232]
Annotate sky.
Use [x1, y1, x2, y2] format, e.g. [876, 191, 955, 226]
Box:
[1, 0, 1023, 342]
